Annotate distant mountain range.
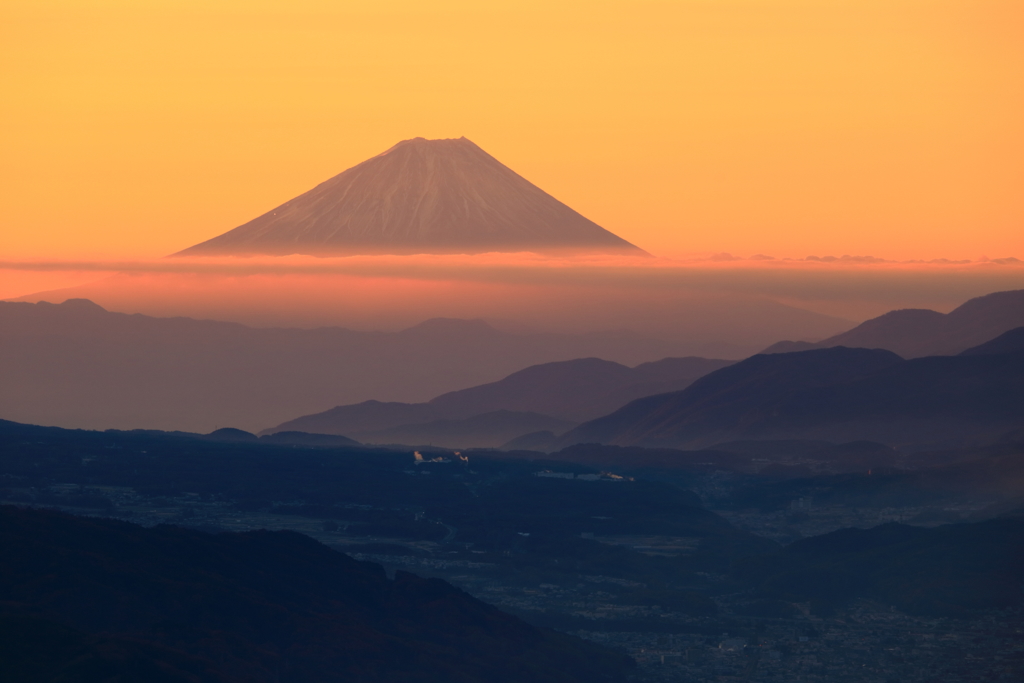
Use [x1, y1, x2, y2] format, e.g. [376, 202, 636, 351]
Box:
[556, 328, 1024, 451]
[0, 299, 721, 433]
[764, 289, 1024, 357]
[6, 288, 1023, 447]
[265, 356, 733, 447]
[175, 137, 643, 257]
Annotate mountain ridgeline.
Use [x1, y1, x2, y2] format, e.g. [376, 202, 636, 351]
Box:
[265, 356, 733, 448]
[555, 331, 1024, 451]
[764, 288, 1024, 357]
[5, 289, 1024, 451]
[267, 288, 1024, 450]
[0, 299, 718, 434]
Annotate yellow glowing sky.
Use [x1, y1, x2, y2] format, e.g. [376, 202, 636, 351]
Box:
[2, 0, 1022, 261]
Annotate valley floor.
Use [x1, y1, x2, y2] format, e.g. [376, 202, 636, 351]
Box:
[9, 491, 1022, 683]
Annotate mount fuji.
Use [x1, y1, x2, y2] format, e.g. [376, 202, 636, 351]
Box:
[175, 137, 644, 256]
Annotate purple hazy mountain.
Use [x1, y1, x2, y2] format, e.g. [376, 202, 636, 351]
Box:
[0, 299, 708, 433]
[261, 356, 733, 448]
[762, 289, 1024, 358]
[174, 137, 644, 256]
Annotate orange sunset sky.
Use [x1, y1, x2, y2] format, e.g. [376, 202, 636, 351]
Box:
[2, 0, 1022, 264]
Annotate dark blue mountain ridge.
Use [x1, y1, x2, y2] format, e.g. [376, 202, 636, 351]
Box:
[556, 344, 1024, 450]
[959, 325, 1024, 356]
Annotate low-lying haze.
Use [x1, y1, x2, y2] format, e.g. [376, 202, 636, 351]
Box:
[4, 256, 1024, 349]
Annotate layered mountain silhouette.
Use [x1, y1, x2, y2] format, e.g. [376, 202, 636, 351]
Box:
[764, 289, 1024, 357]
[427, 356, 734, 422]
[263, 356, 732, 448]
[0, 300, 718, 433]
[175, 137, 643, 256]
[556, 341, 1024, 451]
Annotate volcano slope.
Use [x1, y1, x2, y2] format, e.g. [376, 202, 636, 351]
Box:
[175, 137, 644, 256]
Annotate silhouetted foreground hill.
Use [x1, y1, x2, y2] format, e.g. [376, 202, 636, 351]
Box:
[0, 612, 236, 683]
[557, 344, 1024, 450]
[0, 298, 709, 433]
[734, 519, 1024, 616]
[0, 505, 633, 683]
[266, 356, 733, 446]
[764, 288, 1024, 357]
